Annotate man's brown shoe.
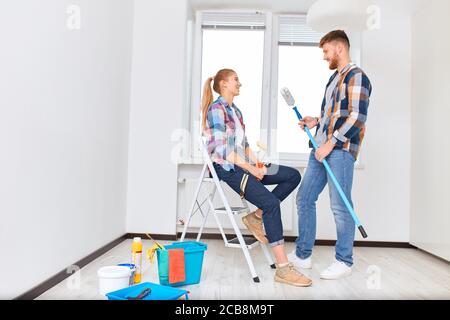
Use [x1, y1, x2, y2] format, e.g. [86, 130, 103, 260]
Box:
[275, 263, 313, 287]
[242, 211, 268, 244]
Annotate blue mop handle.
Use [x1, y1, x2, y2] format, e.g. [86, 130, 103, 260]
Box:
[293, 106, 368, 238]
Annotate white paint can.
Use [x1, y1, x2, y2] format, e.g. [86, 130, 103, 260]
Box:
[97, 266, 131, 296]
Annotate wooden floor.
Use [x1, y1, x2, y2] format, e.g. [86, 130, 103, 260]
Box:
[37, 239, 450, 300]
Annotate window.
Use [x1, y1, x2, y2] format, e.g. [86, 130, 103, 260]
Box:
[201, 28, 264, 150]
[275, 15, 332, 156]
[188, 11, 361, 165]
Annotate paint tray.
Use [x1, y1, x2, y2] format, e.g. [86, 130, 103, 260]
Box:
[106, 282, 189, 300]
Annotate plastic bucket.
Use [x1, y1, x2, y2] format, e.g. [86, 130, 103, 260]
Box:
[156, 241, 207, 287]
[97, 266, 131, 296]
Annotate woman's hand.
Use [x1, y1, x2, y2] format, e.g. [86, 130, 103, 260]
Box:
[248, 164, 267, 180]
[227, 151, 266, 180]
[299, 116, 319, 130]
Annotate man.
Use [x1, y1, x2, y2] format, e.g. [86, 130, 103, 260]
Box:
[288, 30, 372, 280]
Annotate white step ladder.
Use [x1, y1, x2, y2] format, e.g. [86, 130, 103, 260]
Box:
[180, 138, 275, 283]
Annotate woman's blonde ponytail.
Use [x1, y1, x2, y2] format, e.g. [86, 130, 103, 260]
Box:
[201, 77, 214, 130]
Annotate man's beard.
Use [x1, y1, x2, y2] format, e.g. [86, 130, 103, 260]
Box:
[329, 56, 339, 70]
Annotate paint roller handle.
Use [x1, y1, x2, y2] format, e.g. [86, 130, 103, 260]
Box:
[126, 288, 151, 300]
[358, 226, 368, 239]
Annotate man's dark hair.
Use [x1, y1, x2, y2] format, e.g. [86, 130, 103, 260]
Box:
[319, 30, 350, 49]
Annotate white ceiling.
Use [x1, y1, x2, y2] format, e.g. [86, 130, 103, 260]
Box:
[189, 0, 317, 13]
[189, 0, 423, 16]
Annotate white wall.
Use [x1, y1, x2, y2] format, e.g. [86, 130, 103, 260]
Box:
[343, 0, 412, 242]
[177, 0, 413, 242]
[0, 0, 134, 298]
[126, 0, 188, 234]
[410, 0, 450, 261]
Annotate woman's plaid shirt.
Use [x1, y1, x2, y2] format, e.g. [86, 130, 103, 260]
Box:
[203, 96, 249, 171]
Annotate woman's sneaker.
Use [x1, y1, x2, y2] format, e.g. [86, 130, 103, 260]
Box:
[275, 263, 313, 287]
[242, 212, 268, 244]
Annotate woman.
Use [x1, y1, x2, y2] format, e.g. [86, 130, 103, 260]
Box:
[201, 69, 312, 287]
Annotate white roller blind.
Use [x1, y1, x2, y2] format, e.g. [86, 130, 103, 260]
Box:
[201, 12, 266, 29]
[279, 15, 324, 46]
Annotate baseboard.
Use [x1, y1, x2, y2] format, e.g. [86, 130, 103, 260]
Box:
[127, 233, 178, 241]
[14, 234, 128, 300]
[177, 232, 416, 249]
[312, 239, 416, 248]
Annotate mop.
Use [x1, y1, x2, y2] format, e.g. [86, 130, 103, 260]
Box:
[280, 87, 368, 238]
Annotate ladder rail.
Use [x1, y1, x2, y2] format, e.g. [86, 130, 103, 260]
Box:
[205, 184, 229, 245]
[196, 183, 217, 242]
[180, 163, 208, 242]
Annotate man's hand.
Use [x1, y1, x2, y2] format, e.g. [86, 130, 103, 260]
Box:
[315, 140, 335, 162]
[299, 116, 319, 130]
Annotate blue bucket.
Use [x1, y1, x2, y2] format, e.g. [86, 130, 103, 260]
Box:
[156, 241, 207, 287]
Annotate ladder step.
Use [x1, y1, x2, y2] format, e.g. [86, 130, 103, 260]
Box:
[226, 236, 259, 249]
[215, 207, 249, 214]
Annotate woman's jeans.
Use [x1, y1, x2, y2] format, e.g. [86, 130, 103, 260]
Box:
[295, 149, 356, 267]
[213, 163, 301, 247]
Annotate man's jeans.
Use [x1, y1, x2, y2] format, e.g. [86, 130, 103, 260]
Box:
[295, 149, 356, 266]
[214, 163, 301, 247]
